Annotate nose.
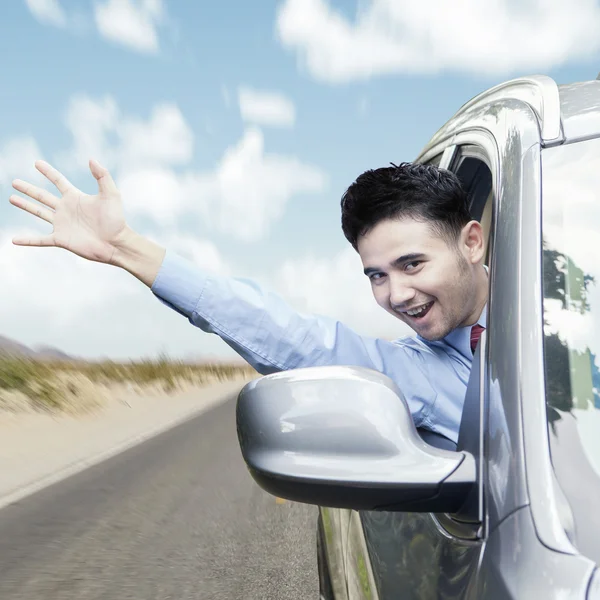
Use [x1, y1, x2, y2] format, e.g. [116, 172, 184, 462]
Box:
[389, 278, 416, 311]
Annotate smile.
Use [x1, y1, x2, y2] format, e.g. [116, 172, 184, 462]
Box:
[403, 301, 434, 319]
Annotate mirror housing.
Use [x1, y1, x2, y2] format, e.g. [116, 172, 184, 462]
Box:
[236, 366, 475, 512]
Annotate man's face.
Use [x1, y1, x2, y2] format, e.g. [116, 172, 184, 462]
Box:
[357, 216, 486, 341]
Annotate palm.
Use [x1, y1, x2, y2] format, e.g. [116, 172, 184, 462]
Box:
[53, 189, 126, 262]
[10, 160, 128, 264]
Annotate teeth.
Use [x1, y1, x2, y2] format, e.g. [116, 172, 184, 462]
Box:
[407, 303, 430, 316]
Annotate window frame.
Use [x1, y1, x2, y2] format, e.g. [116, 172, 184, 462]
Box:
[433, 144, 496, 540]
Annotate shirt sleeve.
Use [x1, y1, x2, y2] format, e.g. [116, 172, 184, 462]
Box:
[151, 251, 443, 429]
[151, 251, 404, 375]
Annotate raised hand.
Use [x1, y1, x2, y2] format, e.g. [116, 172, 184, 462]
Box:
[9, 159, 129, 264]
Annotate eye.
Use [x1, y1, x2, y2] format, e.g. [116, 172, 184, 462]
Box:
[368, 272, 386, 282]
[405, 261, 422, 272]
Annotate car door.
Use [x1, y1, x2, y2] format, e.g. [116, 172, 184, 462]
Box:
[470, 88, 600, 598]
[342, 145, 494, 600]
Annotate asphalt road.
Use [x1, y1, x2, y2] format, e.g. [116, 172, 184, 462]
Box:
[0, 392, 319, 599]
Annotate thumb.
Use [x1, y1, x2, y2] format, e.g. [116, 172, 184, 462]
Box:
[89, 159, 118, 195]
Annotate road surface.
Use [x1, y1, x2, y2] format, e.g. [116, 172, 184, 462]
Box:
[0, 392, 319, 599]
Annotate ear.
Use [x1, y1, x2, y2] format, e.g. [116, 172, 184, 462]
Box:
[460, 220, 485, 264]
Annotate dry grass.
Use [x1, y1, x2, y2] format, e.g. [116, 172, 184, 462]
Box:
[0, 355, 257, 415]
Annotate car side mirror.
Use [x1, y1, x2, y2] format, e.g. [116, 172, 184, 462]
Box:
[236, 366, 476, 512]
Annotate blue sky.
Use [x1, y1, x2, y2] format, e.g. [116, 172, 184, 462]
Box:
[1, 0, 600, 361]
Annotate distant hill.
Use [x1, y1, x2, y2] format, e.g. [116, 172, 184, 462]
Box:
[0, 335, 74, 361]
[0, 335, 36, 357]
[0, 335, 251, 365]
[33, 345, 75, 361]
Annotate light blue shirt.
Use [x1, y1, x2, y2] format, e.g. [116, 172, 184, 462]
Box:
[151, 251, 487, 443]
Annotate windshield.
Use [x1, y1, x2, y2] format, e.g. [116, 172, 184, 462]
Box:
[542, 135, 600, 562]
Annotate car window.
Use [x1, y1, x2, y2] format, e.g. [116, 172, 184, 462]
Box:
[541, 136, 600, 564]
[453, 153, 493, 265]
[456, 156, 493, 220]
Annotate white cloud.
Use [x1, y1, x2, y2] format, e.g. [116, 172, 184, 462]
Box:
[118, 128, 326, 240]
[0, 226, 238, 360]
[118, 104, 194, 170]
[274, 246, 412, 340]
[61, 95, 120, 172]
[0, 136, 46, 191]
[275, 0, 600, 82]
[25, 0, 167, 53]
[25, 0, 67, 28]
[59, 95, 326, 241]
[117, 167, 201, 227]
[59, 95, 193, 173]
[238, 87, 296, 128]
[148, 231, 231, 276]
[0, 226, 138, 329]
[94, 0, 166, 54]
[167, 238, 230, 277]
[192, 127, 326, 241]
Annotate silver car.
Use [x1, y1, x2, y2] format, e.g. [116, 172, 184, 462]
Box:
[236, 71, 600, 599]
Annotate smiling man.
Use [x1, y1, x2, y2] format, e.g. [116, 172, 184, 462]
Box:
[343, 163, 488, 343]
[9, 159, 488, 443]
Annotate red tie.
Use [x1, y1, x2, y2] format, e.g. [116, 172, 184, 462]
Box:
[470, 324, 485, 354]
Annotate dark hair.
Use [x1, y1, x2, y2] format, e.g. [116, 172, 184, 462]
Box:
[340, 162, 471, 250]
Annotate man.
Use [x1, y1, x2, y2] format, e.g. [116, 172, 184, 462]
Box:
[8, 158, 488, 443]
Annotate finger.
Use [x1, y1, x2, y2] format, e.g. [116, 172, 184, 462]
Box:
[12, 234, 55, 247]
[9, 195, 55, 224]
[11, 179, 59, 209]
[89, 159, 118, 196]
[35, 160, 73, 194]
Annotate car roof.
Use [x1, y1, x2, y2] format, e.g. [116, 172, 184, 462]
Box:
[418, 75, 600, 160]
[556, 79, 600, 142]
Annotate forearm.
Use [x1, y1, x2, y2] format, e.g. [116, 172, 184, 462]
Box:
[110, 227, 166, 287]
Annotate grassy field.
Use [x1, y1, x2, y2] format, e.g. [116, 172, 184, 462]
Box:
[0, 355, 257, 414]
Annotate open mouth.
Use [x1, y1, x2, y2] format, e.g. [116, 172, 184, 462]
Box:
[404, 301, 434, 320]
